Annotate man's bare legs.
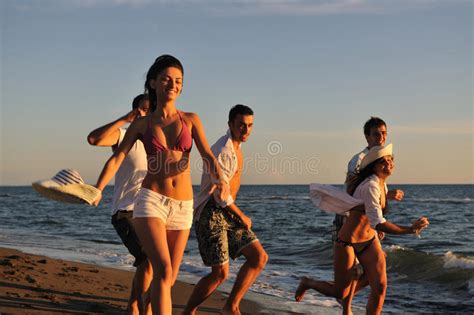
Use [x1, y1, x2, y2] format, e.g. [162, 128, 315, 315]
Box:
[222, 241, 268, 315]
[128, 259, 153, 315]
[183, 263, 230, 314]
[184, 241, 267, 315]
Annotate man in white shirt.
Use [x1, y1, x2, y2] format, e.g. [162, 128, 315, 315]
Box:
[184, 105, 268, 315]
[334, 117, 404, 238]
[347, 117, 403, 202]
[87, 94, 152, 315]
[335, 117, 403, 308]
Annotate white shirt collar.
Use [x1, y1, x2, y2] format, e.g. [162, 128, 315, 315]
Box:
[225, 129, 241, 150]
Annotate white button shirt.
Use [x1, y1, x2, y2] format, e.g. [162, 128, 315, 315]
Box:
[352, 174, 387, 229]
[194, 130, 239, 221]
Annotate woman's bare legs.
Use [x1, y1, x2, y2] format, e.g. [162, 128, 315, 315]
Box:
[295, 243, 355, 314]
[357, 239, 387, 315]
[134, 218, 190, 315]
[166, 229, 191, 286]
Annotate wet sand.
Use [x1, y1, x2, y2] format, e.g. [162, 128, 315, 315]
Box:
[0, 247, 261, 314]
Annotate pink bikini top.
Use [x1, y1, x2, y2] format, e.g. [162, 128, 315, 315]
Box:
[141, 111, 193, 155]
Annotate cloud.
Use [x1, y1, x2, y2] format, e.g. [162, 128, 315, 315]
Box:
[9, 0, 469, 15]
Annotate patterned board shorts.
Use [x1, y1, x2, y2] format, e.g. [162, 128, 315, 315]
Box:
[195, 200, 258, 266]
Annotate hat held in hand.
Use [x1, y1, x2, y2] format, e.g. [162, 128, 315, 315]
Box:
[32, 169, 101, 205]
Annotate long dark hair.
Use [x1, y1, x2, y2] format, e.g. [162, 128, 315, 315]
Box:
[346, 157, 384, 196]
[144, 55, 184, 113]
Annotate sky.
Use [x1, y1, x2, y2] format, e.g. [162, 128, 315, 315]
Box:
[1, 0, 473, 185]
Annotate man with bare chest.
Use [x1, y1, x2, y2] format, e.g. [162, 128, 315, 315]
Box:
[184, 105, 268, 315]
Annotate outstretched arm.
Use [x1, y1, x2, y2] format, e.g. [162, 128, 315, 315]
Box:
[188, 113, 229, 200]
[387, 189, 404, 201]
[87, 110, 139, 147]
[92, 119, 144, 205]
[362, 180, 429, 235]
[376, 217, 429, 235]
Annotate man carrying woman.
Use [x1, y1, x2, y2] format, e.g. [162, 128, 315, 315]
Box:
[331, 117, 405, 310]
[299, 143, 429, 314]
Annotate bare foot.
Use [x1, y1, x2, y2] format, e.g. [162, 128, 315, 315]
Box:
[295, 276, 309, 302]
[221, 306, 241, 315]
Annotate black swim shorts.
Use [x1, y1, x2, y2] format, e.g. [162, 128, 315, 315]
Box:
[111, 210, 147, 267]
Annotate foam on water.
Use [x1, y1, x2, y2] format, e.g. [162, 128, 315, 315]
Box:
[387, 245, 474, 272]
[443, 251, 474, 270]
[179, 254, 343, 314]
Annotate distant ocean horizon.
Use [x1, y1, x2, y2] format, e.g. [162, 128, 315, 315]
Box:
[1, 184, 473, 314]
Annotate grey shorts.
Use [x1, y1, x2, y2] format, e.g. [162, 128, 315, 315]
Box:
[111, 210, 147, 267]
[195, 200, 258, 266]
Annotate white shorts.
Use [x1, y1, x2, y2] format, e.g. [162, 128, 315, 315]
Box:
[133, 188, 193, 230]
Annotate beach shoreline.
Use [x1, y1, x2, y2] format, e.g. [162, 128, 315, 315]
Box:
[2, 185, 473, 313]
[0, 246, 348, 314]
[0, 247, 262, 314]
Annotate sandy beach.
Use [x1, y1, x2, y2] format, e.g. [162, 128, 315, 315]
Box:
[0, 247, 261, 314]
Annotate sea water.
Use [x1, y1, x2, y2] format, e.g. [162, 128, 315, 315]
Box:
[1, 185, 473, 314]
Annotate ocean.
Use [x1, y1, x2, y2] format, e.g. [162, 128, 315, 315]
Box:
[1, 184, 473, 314]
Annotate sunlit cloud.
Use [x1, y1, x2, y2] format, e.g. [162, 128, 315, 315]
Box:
[9, 0, 469, 15]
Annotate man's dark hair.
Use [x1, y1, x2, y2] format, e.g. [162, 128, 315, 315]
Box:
[229, 104, 254, 122]
[132, 94, 149, 110]
[363, 117, 386, 136]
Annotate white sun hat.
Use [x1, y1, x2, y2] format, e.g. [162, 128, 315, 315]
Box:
[32, 169, 101, 205]
[359, 143, 393, 171]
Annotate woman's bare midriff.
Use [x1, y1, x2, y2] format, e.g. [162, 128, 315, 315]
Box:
[338, 211, 376, 244]
[141, 150, 193, 200]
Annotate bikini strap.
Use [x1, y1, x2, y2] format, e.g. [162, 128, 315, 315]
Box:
[335, 238, 353, 247]
[177, 110, 185, 124]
